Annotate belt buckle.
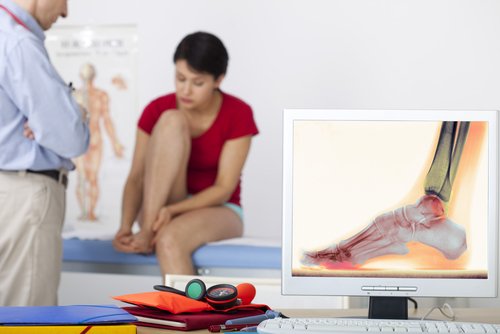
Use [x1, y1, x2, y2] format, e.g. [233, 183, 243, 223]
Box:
[58, 169, 68, 187]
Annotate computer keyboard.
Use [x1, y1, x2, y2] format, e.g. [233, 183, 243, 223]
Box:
[257, 317, 500, 334]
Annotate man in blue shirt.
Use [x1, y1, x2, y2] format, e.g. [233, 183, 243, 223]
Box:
[0, 0, 90, 305]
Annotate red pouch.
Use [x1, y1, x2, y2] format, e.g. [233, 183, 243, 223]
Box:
[113, 291, 269, 314]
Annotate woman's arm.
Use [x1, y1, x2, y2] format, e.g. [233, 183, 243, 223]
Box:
[113, 129, 149, 251]
[153, 135, 252, 229]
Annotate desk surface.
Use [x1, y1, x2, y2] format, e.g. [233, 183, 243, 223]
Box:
[137, 307, 500, 334]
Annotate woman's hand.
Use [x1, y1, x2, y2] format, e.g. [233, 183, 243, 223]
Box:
[114, 226, 155, 254]
[112, 226, 135, 252]
[153, 206, 173, 232]
[151, 206, 173, 246]
[130, 229, 155, 254]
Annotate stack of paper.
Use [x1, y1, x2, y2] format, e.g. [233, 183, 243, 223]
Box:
[124, 306, 266, 331]
[0, 305, 136, 333]
[115, 291, 269, 331]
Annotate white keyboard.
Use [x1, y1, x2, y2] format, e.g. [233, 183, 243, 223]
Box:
[257, 317, 500, 334]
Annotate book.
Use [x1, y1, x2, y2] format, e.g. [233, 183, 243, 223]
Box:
[123, 306, 266, 331]
[0, 305, 136, 325]
[0, 324, 136, 333]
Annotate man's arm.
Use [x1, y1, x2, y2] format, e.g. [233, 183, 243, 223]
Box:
[4, 38, 89, 157]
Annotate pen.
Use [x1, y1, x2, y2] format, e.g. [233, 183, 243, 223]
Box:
[209, 323, 259, 332]
[240, 326, 258, 332]
[225, 310, 282, 325]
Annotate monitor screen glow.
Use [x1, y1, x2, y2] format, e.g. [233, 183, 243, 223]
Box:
[282, 109, 498, 300]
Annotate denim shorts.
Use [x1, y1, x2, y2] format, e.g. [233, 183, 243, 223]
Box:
[187, 194, 243, 221]
[224, 202, 243, 221]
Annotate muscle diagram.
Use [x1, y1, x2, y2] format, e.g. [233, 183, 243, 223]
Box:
[73, 63, 124, 221]
[303, 122, 471, 267]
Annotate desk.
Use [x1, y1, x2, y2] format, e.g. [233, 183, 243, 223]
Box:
[137, 307, 500, 333]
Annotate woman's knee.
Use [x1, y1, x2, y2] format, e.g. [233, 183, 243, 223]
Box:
[155, 224, 189, 257]
[154, 109, 189, 134]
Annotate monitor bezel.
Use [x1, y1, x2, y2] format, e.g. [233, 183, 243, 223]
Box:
[282, 109, 499, 298]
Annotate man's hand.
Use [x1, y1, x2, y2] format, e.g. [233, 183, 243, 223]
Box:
[23, 122, 35, 140]
[79, 105, 90, 122]
[72, 91, 89, 123]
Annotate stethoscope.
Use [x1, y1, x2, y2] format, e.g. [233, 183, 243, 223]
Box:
[0, 4, 30, 31]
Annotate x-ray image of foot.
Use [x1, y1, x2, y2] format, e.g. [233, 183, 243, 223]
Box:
[302, 194, 467, 267]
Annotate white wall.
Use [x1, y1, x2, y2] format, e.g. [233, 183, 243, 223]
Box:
[56, 0, 500, 309]
[59, 0, 500, 239]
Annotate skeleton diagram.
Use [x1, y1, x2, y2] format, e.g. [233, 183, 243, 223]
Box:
[303, 122, 469, 266]
[73, 63, 124, 221]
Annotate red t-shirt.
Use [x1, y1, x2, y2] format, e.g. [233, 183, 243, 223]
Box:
[138, 91, 258, 206]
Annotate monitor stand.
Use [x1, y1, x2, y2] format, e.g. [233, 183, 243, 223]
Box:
[368, 297, 408, 319]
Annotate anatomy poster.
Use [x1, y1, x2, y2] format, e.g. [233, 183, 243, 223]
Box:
[293, 120, 488, 278]
[46, 25, 139, 239]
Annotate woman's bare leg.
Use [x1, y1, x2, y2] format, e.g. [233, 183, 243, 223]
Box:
[155, 207, 243, 275]
[142, 110, 190, 231]
[131, 110, 190, 253]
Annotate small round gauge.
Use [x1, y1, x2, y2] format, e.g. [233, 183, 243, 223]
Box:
[206, 284, 238, 309]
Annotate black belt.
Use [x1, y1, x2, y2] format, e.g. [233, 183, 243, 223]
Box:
[27, 169, 68, 187]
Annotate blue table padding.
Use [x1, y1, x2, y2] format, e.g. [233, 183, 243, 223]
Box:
[63, 238, 157, 265]
[63, 238, 281, 269]
[192, 244, 281, 269]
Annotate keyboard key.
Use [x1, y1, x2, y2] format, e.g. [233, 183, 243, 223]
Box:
[257, 318, 497, 334]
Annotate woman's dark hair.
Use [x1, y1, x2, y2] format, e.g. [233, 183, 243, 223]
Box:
[173, 32, 229, 79]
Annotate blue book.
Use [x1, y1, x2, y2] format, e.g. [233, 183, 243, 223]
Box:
[0, 305, 136, 325]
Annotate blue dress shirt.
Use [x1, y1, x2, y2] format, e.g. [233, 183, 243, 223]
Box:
[0, 0, 89, 171]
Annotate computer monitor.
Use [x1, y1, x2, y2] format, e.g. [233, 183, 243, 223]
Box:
[282, 109, 499, 319]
